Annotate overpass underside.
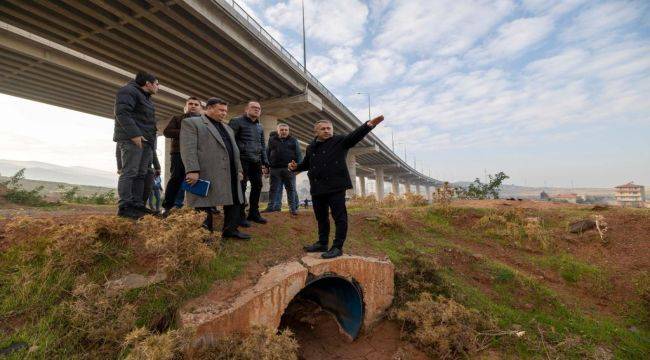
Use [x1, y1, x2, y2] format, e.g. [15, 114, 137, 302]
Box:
[0, 0, 437, 198]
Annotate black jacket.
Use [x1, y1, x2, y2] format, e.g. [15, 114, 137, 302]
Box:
[228, 115, 269, 165]
[113, 81, 156, 143]
[295, 123, 373, 196]
[267, 132, 302, 168]
[163, 112, 199, 154]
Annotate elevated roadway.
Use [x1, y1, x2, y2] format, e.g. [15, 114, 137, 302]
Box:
[0, 0, 438, 198]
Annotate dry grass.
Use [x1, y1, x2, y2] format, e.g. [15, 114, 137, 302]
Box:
[475, 208, 550, 250]
[379, 210, 408, 231]
[394, 293, 497, 359]
[123, 327, 194, 360]
[347, 194, 379, 209]
[191, 327, 299, 360]
[393, 249, 450, 307]
[138, 210, 216, 278]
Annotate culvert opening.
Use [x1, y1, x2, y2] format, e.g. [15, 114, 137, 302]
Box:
[279, 274, 364, 341]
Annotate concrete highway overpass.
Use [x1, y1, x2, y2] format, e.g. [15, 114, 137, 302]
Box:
[0, 0, 438, 199]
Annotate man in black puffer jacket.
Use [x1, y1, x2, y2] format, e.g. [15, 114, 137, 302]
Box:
[265, 124, 302, 215]
[229, 101, 270, 225]
[113, 71, 159, 219]
[289, 115, 385, 258]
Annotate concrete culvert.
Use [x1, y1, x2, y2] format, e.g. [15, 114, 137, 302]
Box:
[281, 274, 364, 339]
[179, 255, 394, 347]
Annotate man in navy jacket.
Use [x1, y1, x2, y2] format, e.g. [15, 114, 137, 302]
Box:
[289, 115, 384, 258]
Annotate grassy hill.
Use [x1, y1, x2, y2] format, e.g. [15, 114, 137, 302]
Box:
[0, 200, 648, 359]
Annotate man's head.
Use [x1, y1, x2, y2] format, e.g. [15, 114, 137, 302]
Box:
[244, 101, 261, 120]
[135, 71, 159, 95]
[314, 120, 333, 141]
[277, 123, 290, 138]
[204, 97, 229, 121]
[184, 96, 202, 115]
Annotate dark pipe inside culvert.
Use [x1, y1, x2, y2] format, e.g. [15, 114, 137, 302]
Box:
[280, 275, 364, 340]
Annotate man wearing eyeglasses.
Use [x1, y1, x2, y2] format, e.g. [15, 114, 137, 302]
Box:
[113, 71, 159, 219]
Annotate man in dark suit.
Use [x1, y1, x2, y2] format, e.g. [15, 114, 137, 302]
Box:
[289, 115, 385, 258]
[180, 98, 250, 239]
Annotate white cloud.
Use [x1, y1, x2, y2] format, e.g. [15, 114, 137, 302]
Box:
[265, 0, 368, 47]
[356, 49, 407, 86]
[561, 1, 645, 43]
[374, 0, 515, 56]
[307, 47, 359, 88]
[469, 16, 554, 62]
[404, 57, 461, 83]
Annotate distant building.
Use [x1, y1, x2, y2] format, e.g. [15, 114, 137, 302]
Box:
[550, 193, 578, 203]
[615, 182, 646, 208]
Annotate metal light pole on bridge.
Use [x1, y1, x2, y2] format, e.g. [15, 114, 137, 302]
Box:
[301, 0, 307, 70]
[356, 92, 371, 122]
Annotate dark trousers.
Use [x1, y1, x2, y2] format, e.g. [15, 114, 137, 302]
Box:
[240, 159, 263, 218]
[199, 204, 240, 234]
[163, 152, 185, 210]
[143, 168, 154, 204]
[117, 141, 153, 208]
[312, 190, 348, 250]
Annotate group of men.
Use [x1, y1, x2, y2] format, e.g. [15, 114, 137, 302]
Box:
[113, 72, 384, 259]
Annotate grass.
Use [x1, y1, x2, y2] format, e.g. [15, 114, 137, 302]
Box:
[1, 202, 648, 359]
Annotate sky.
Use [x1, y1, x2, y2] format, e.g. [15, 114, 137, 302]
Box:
[1, 0, 649, 188]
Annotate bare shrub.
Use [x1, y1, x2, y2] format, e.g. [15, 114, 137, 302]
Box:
[404, 192, 429, 207]
[123, 327, 193, 360]
[138, 210, 216, 278]
[381, 192, 404, 208]
[433, 182, 454, 212]
[393, 249, 450, 307]
[192, 326, 299, 360]
[379, 210, 408, 231]
[348, 194, 378, 209]
[394, 293, 497, 359]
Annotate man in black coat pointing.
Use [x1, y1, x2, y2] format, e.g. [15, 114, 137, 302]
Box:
[289, 115, 385, 259]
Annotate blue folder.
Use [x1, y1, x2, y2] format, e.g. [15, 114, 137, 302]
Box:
[181, 179, 211, 197]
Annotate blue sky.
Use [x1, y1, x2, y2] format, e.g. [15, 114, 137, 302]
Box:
[0, 0, 648, 187]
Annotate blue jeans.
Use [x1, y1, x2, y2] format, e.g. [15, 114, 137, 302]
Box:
[268, 168, 298, 211]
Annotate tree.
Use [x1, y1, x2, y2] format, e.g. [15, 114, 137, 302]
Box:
[464, 171, 509, 200]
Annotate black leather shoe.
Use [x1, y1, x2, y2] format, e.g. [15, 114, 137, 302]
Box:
[222, 231, 252, 240]
[247, 215, 268, 224]
[117, 207, 144, 219]
[321, 247, 343, 259]
[135, 205, 157, 215]
[290, 210, 298, 216]
[238, 220, 251, 228]
[303, 242, 328, 252]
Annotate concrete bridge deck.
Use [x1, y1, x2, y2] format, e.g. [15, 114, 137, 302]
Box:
[0, 0, 438, 198]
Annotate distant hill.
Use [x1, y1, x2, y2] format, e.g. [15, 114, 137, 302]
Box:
[0, 159, 117, 188]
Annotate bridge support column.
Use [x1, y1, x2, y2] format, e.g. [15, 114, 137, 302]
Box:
[260, 115, 278, 202]
[405, 179, 412, 193]
[391, 176, 400, 196]
[164, 137, 172, 187]
[415, 183, 421, 195]
[374, 168, 385, 201]
[359, 175, 366, 196]
[346, 153, 358, 198]
[426, 185, 432, 202]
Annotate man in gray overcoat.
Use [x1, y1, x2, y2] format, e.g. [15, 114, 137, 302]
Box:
[180, 97, 251, 239]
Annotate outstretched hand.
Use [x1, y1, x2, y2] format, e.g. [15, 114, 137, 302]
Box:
[368, 115, 384, 127]
[288, 160, 297, 171]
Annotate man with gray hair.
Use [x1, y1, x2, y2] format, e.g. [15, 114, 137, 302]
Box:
[265, 123, 302, 214]
[289, 115, 385, 258]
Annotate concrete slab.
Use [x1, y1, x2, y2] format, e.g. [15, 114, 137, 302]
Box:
[180, 261, 308, 346]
